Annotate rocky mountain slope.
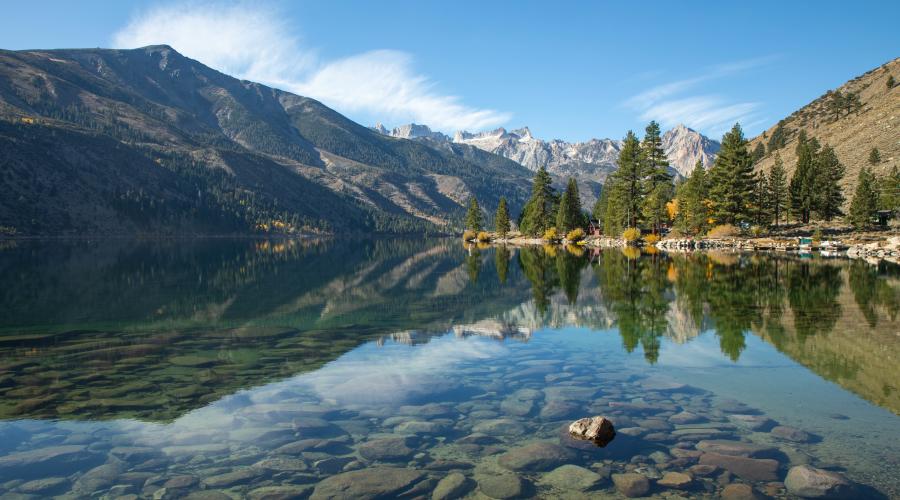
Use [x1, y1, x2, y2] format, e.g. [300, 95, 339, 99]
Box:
[749, 58, 899, 200]
[376, 122, 719, 207]
[0, 45, 532, 236]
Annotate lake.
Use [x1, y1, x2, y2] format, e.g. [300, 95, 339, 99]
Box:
[0, 238, 898, 499]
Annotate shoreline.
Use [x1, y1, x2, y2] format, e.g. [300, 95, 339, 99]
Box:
[468, 232, 900, 263]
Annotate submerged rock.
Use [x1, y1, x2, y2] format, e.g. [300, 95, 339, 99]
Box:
[784, 465, 855, 498]
[310, 467, 425, 500]
[696, 440, 777, 458]
[568, 416, 616, 447]
[721, 483, 767, 500]
[357, 436, 418, 462]
[539, 464, 605, 492]
[432, 472, 473, 500]
[476, 471, 530, 499]
[657, 471, 693, 489]
[699, 452, 779, 482]
[771, 425, 813, 443]
[729, 414, 777, 432]
[497, 442, 574, 472]
[611, 472, 650, 497]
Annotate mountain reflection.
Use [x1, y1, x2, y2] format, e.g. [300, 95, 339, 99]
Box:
[0, 239, 898, 421]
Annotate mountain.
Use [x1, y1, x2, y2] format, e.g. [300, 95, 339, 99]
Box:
[749, 57, 899, 200]
[0, 45, 533, 236]
[375, 122, 719, 207]
[662, 124, 721, 177]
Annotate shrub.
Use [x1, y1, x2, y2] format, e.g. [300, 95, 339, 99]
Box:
[462, 230, 476, 241]
[750, 225, 765, 237]
[622, 227, 642, 242]
[643, 233, 660, 245]
[476, 231, 491, 242]
[566, 228, 585, 242]
[707, 224, 740, 238]
[543, 227, 559, 242]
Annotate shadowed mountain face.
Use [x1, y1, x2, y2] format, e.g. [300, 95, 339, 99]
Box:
[0, 45, 532, 235]
[0, 239, 898, 423]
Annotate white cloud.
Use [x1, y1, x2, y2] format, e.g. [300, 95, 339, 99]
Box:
[111, 1, 509, 132]
[625, 57, 775, 137]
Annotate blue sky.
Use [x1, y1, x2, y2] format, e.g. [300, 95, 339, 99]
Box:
[1, 1, 897, 141]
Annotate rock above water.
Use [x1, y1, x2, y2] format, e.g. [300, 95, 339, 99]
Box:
[310, 467, 425, 500]
[539, 464, 605, 492]
[568, 416, 616, 447]
[611, 473, 650, 498]
[357, 436, 418, 462]
[699, 452, 780, 481]
[432, 472, 473, 500]
[657, 471, 693, 489]
[771, 425, 813, 443]
[498, 442, 575, 472]
[476, 471, 530, 499]
[784, 465, 855, 499]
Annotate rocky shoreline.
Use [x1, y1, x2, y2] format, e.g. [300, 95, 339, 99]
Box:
[472, 232, 900, 263]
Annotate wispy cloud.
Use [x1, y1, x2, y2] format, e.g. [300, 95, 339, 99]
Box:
[111, 2, 509, 132]
[625, 57, 775, 137]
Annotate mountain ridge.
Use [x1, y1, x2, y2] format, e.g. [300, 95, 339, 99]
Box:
[374, 121, 720, 206]
[0, 45, 533, 235]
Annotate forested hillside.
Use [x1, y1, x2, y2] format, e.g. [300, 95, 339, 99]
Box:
[0, 45, 532, 236]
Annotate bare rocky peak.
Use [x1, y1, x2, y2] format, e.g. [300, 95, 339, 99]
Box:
[662, 124, 721, 177]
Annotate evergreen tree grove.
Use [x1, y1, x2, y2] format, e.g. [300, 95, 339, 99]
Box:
[789, 132, 819, 224]
[607, 130, 644, 231]
[816, 144, 845, 221]
[495, 197, 510, 237]
[849, 167, 878, 229]
[768, 153, 789, 227]
[640, 121, 673, 234]
[675, 160, 710, 235]
[708, 123, 755, 225]
[519, 166, 557, 236]
[556, 178, 583, 233]
[465, 197, 483, 232]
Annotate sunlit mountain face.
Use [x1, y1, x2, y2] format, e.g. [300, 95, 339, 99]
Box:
[0, 239, 898, 498]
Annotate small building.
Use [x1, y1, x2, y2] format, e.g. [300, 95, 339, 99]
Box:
[588, 219, 602, 236]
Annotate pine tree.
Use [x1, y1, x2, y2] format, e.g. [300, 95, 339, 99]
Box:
[495, 197, 510, 237]
[789, 132, 819, 224]
[888, 75, 896, 90]
[816, 144, 845, 221]
[869, 147, 881, 165]
[675, 160, 710, 234]
[751, 142, 766, 164]
[556, 178, 583, 232]
[878, 166, 900, 212]
[519, 166, 557, 235]
[592, 186, 609, 229]
[640, 121, 673, 234]
[768, 153, 789, 227]
[465, 197, 483, 232]
[751, 171, 772, 226]
[767, 121, 788, 152]
[708, 123, 755, 225]
[608, 130, 645, 230]
[849, 167, 878, 229]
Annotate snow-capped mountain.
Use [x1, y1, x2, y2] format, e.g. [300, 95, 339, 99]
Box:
[373, 122, 720, 207]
